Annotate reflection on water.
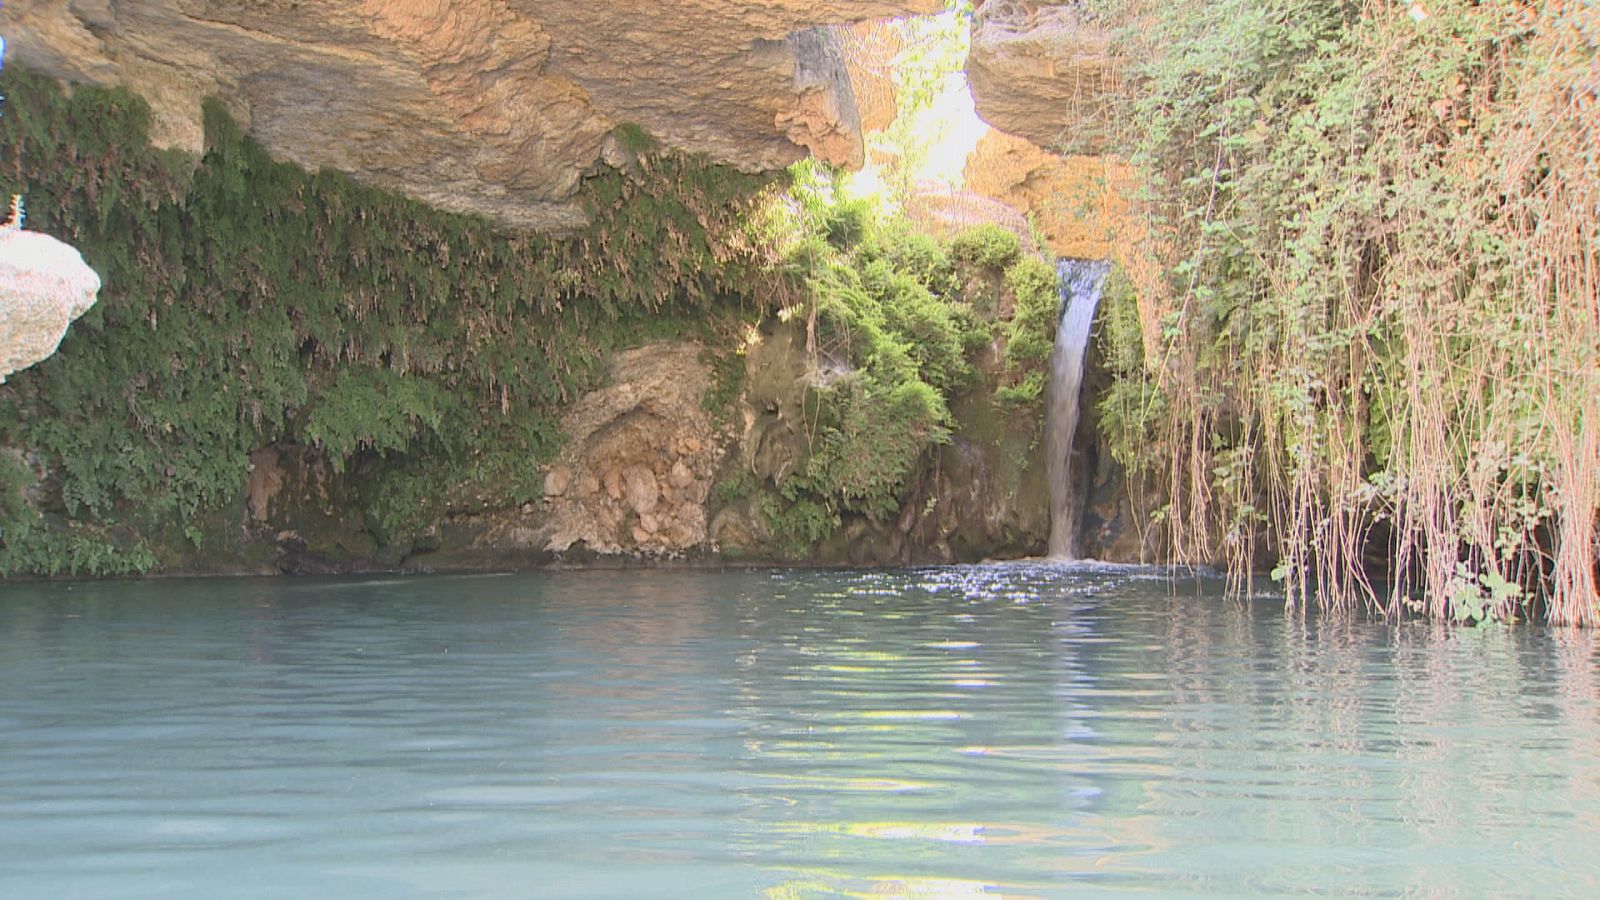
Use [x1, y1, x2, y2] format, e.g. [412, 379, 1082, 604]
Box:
[1, 564, 1598, 897]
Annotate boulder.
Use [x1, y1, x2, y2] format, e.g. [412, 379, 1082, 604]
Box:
[541, 342, 726, 556]
[966, 0, 1120, 155]
[0, 224, 101, 382]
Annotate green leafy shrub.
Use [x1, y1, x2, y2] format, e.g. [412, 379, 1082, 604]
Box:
[996, 256, 1061, 404]
[949, 223, 1021, 271]
[743, 162, 1044, 551]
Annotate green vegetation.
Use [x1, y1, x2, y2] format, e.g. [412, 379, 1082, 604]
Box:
[1090, 0, 1599, 624]
[0, 68, 774, 574]
[996, 254, 1060, 406]
[745, 163, 1051, 556]
[0, 67, 1055, 573]
[943, 224, 1061, 406]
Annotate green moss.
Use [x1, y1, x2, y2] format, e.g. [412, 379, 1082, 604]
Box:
[857, 219, 957, 297]
[702, 343, 749, 429]
[611, 122, 660, 155]
[997, 255, 1061, 405]
[754, 491, 839, 561]
[0, 67, 776, 574]
[949, 223, 1022, 271]
[738, 163, 1045, 552]
[0, 67, 1065, 573]
[1097, 266, 1144, 377]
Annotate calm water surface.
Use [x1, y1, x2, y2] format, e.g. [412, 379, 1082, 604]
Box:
[1, 565, 1597, 898]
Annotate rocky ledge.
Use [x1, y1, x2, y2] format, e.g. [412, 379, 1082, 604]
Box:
[966, 0, 1119, 156]
[1, 0, 938, 230]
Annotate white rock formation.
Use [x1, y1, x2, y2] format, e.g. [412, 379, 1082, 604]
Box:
[0, 224, 102, 382]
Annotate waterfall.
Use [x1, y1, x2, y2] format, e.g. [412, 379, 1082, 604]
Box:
[1046, 258, 1111, 559]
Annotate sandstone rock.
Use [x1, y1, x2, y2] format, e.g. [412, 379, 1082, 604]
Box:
[902, 180, 1039, 253]
[543, 342, 724, 556]
[966, 0, 1120, 155]
[0, 225, 102, 382]
[687, 478, 712, 505]
[668, 459, 696, 490]
[964, 129, 1135, 260]
[710, 503, 765, 557]
[2, 0, 940, 231]
[839, 20, 905, 135]
[544, 465, 572, 497]
[244, 447, 285, 522]
[741, 322, 813, 486]
[623, 465, 659, 515]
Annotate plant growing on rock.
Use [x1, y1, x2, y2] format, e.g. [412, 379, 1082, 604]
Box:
[1088, 0, 1599, 623]
[0, 69, 774, 574]
[743, 161, 1048, 555]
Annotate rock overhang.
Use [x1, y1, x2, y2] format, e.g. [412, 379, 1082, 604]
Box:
[0, 0, 941, 231]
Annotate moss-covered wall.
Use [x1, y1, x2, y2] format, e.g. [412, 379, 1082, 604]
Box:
[0, 68, 776, 574]
[0, 68, 1064, 576]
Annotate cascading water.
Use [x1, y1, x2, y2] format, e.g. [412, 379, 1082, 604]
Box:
[1046, 258, 1111, 559]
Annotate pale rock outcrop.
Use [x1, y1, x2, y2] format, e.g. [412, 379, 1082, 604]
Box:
[541, 342, 726, 556]
[964, 128, 1134, 260]
[1, 0, 940, 230]
[902, 179, 1039, 254]
[962, 5, 1155, 271]
[966, 0, 1118, 155]
[0, 223, 102, 382]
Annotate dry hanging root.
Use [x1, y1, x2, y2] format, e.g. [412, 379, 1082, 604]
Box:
[1, 195, 20, 232]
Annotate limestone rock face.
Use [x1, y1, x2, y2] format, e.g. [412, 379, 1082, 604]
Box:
[840, 20, 905, 135]
[0, 227, 101, 382]
[1, 0, 940, 230]
[964, 129, 1134, 260]
[965, 0, 1118, 155]
[542, 342, 727, 557]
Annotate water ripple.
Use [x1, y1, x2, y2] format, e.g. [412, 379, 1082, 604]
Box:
[1, 568, 1598, 897]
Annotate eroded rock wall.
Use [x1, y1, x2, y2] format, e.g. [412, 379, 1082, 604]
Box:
[966, 0, 1118, 156]
[1, 0, 940, 230]
[540, 343, 726, 558]
[964, 129, 1137, 261]
[962, 2, 1164, 302]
